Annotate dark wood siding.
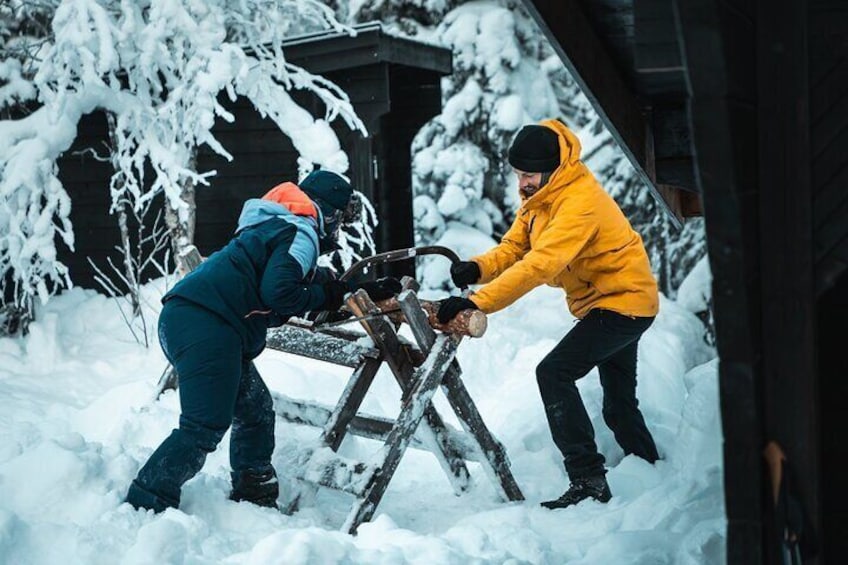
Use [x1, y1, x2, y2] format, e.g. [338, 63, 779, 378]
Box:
[674, 2, 764, 563]
[375, 66, 445, 277]
[194, 94, 301, 255]
[810, 1, 848, 560]
[811, 0, 848, 293]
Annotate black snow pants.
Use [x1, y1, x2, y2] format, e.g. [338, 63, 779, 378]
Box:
[536, 308, 659, 480]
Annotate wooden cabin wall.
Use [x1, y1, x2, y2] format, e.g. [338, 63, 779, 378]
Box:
[811, 1, 848, 560]
[673, 2, 764, 563]
[818, 271, 848, 561]
[811, 0, 848, 292]
[194, 96, 301, 255]
[375, 66, 445, 277]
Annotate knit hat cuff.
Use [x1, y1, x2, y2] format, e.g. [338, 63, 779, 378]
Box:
[507, 153, 560, 173]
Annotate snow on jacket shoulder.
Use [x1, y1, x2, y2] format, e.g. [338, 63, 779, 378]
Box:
[164, 197, 328, 358]
[470, 119, 659, 320]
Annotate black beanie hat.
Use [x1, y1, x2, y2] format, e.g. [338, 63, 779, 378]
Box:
[299, 170, 353, 214]
[508, 125, 560, 172]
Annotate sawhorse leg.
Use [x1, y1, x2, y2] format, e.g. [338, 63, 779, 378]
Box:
[348, 290, 473, 497]
[396, 290, 524, 502]
[343, 333, 460, 533]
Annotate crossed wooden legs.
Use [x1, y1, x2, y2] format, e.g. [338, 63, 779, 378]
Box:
[278, 288, 523, 534]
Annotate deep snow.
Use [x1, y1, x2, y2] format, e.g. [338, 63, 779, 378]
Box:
[0, 251, 724, 564]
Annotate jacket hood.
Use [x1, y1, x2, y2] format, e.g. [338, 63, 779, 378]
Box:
[237, 199, 319, 244]
[519, 119, 591, 210]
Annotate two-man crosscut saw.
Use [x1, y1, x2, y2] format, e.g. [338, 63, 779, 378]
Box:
[310, 245, 466, 331]
[338, 245, 464, 284]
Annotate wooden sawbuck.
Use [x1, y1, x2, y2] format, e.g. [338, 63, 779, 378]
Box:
[158, 247, 523, 534]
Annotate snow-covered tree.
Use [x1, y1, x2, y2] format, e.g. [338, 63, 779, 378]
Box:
[0, 0, 368, 333]
[0, 1, 57, 116]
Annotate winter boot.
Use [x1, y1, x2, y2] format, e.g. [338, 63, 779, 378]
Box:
[541, 475, 611, 509]
[230, 467, 279, 508]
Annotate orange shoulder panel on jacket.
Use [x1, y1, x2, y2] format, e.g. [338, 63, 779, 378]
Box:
[262, 182, 318, 219]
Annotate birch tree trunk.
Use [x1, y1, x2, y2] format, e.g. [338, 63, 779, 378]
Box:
[106, 113, 141, 316]
[164, 151, 197, 272]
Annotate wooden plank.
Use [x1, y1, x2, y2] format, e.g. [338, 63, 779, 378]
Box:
[393, 293, 476, 496]
[674, 2, 763, 563]
[397, 290, 524, 502]
[265, 324, 380, 368]
[636, 68, 690, 97]
[757, 2, 818, 564]
[635, 0, 683, 70]
[652, 106, 695, 189]
[634, 42, 684, 71]
[343, 333, 458, 534]
[292, 445, 377, 496]
[282, 26, 452, 75]
[321, 358, 383, 450]
[270, 392, 481, 461]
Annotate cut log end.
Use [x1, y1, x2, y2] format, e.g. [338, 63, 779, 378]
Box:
[446, 308, 487, 338]
[372, 297, 487, 338]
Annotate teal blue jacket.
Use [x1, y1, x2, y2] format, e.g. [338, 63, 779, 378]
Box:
[164, 199, 330, 358]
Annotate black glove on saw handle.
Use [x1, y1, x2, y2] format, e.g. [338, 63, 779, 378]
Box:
[437, 296, 479, 324]
[321, 280, 349, 311]
[450, 261, 480, 288]
[352, 277, 402, 301]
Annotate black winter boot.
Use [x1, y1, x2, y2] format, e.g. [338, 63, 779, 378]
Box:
[230, 468, 279, 508]
[541, 475, 611, 509]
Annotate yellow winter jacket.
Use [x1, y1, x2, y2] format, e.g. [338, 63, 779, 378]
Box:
[469, 119, 659, 320]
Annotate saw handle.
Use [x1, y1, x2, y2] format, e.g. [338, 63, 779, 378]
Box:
[339, 246, 466, 290]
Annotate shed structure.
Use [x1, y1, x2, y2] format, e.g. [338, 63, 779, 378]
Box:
[518, 0, 848, 563]
[56, 23, 451, 288]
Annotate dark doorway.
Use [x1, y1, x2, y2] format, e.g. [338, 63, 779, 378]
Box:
[819, 270, 848, 561]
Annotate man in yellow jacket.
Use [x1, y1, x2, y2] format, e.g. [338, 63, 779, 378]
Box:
[437, 119, 660, 509]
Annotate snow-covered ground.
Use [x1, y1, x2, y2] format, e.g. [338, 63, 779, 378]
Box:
[0, 259, 724, 564]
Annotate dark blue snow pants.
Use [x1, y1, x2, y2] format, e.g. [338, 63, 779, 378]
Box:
[536, 308, 659, 481]
[126, 297, 275, 512]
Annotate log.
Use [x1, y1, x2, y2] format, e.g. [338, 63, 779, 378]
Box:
[369, 297, 487, 338]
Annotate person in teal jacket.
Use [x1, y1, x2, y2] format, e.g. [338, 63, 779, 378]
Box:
[126, 170, 400, 512]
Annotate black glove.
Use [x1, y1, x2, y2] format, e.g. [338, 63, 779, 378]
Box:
[353, 277, 402, 301]
[312, 266, 338, 285]
[450, 261, 480, 287]
[305, 309, 351, 323]
[437, 296, 478, 324]
[321, 280, 349, 311]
